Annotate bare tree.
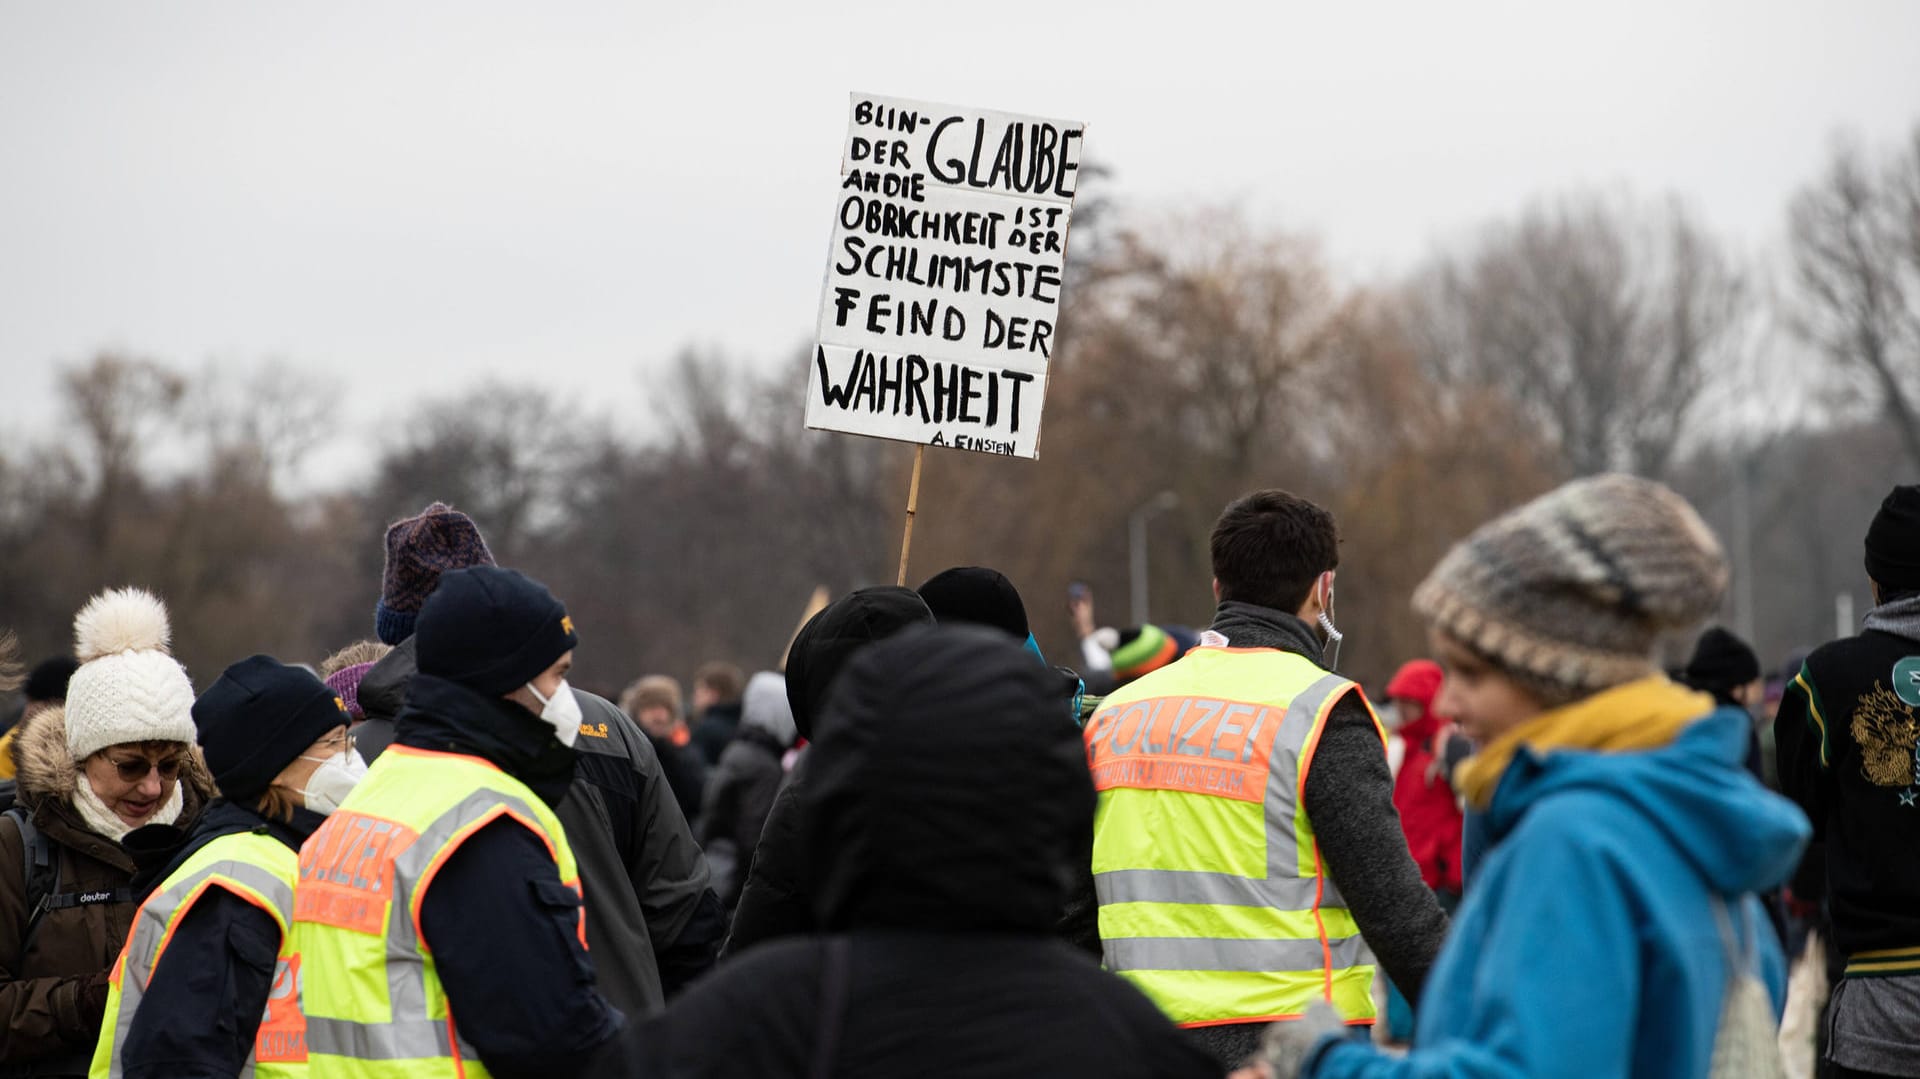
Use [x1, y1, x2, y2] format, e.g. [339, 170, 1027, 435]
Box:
[369, 383, 584, 558]
[1787, 126, 1920, 472]
[1408, 191, 1747, 479]
[1086, 210, 1346, 481]
[58, 353, 187, 547]
[188, 360, 339, 490]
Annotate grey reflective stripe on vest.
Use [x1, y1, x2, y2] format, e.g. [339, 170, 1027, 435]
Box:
[304, 1016, 451, 1060]
[1257, 673, 1352, 884]
[104, 860, 293, 1079]
[306, 788, 557, 1062]
[1103, 932, 1371, 973]
[1094, 868, 1323, 909]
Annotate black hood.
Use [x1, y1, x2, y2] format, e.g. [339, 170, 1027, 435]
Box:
[356, 636, 416, 725]
[804, 625, 1095, 934]
[785, 585, 934, 741]
[918, 565, 1029, 639]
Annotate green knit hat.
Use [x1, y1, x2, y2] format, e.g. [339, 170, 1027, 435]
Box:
[1111, 624, 1179, 681]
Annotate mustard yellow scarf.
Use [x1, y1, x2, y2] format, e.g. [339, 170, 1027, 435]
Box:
[1456, 676, 1716, 811]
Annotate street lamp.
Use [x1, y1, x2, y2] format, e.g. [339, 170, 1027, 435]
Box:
[1129, 490, 1180, 626]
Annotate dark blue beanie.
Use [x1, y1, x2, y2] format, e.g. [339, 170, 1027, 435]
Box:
[415, 567, 579, 696]
[194, 655, 351, 801]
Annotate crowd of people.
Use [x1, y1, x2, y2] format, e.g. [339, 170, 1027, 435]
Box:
[0, 476, 1912, 1078]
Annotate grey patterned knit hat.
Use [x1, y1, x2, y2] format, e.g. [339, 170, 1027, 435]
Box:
[1412, 474, 1728, 705]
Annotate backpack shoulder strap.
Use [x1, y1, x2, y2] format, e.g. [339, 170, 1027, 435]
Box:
[5, 806, 138, 957]
[6, 806, 57, 949]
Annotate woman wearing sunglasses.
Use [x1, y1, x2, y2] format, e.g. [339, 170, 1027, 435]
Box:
[0, 588, 213, 1077]
[92, 653, 367, 1079]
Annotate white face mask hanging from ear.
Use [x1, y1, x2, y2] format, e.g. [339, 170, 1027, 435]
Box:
[526, 679, 583, 748]
[1315, 573, 1345, 671]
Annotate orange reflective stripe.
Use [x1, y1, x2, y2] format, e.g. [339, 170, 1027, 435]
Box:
[296, 812, 421, 935]
[1310, 841, 1333, 1000]
[385, 744, 504, 772]
[563, 877, 587, 950]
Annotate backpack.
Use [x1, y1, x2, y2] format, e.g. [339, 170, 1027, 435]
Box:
[4, 806, 132, 955]
[1708, 895, 1788, 1079]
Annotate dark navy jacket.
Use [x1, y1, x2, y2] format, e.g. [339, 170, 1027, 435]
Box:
[389, 674, 625, 1079]
[121, 800, 322, 1079]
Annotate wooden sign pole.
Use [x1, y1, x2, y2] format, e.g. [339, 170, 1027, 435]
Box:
[896, 445, 926, 586]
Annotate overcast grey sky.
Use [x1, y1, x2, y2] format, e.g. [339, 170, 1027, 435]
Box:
[3, 1, 1917, 484]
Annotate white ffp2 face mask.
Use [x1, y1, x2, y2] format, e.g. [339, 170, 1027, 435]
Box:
[526, 679, 582, 748]
[297, 749, 368, 815]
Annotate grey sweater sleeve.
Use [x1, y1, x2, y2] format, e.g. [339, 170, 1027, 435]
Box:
[1300, 693, 1449, 1005]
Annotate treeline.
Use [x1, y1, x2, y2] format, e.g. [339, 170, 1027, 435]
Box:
[2, 126, 1915, 694]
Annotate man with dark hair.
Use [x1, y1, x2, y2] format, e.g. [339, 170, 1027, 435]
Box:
[1776, 484, 1920, 1079]
[689, 662, 746, 766]
[1209, 489, 1341, 615]
[1085, 489, 1448, 1069]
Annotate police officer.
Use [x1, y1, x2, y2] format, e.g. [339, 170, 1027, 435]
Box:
[93, 655, 366, 1078]
[290, 567, 626, 1078]
[1083, 490, 1449, 1069]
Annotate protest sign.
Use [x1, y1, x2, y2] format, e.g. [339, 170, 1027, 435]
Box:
[807, 93, 1085, 460]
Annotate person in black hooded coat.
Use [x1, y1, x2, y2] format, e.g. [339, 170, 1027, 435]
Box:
[720, 586, 933, 956]
[642, 626, 1219, 1079]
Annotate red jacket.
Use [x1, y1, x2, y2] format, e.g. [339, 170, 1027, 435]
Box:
[1392, 710, 1465, 894]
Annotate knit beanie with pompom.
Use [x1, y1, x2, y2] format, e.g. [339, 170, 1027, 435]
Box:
[62, 587, 197, 761]
[1413, 474, 1728, 707]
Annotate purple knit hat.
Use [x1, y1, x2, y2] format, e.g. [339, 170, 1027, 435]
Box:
[375, 502, 495, 645]
[324, 660, 377, 720]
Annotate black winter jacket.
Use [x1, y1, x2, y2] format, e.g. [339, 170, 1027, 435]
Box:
[1776, 595, 1920, 962]
[643, 627, 1216, 1079]
[646, 731, 708, 824]
[694, 674, 793, 909]
[358, 641, 723, 1013]
[119, 801, 322, 1079]
[688, 702, 740, 769]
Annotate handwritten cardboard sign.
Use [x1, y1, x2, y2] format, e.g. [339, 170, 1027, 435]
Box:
[807, 93, 1085, 458]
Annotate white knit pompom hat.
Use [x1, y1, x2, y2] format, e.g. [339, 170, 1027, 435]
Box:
[62, 587, 197, 761]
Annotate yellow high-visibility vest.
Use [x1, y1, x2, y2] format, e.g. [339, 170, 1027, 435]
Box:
[92, 828, 308, 1078]
[288, 746, 581, 1079]
[1085, 645, 1384, 1027]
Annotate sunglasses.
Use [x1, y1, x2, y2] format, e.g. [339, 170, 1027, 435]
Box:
[108, 756, 182, 783]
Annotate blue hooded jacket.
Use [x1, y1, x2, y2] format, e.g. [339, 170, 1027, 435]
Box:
[1307, 707, 1810, 1079]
